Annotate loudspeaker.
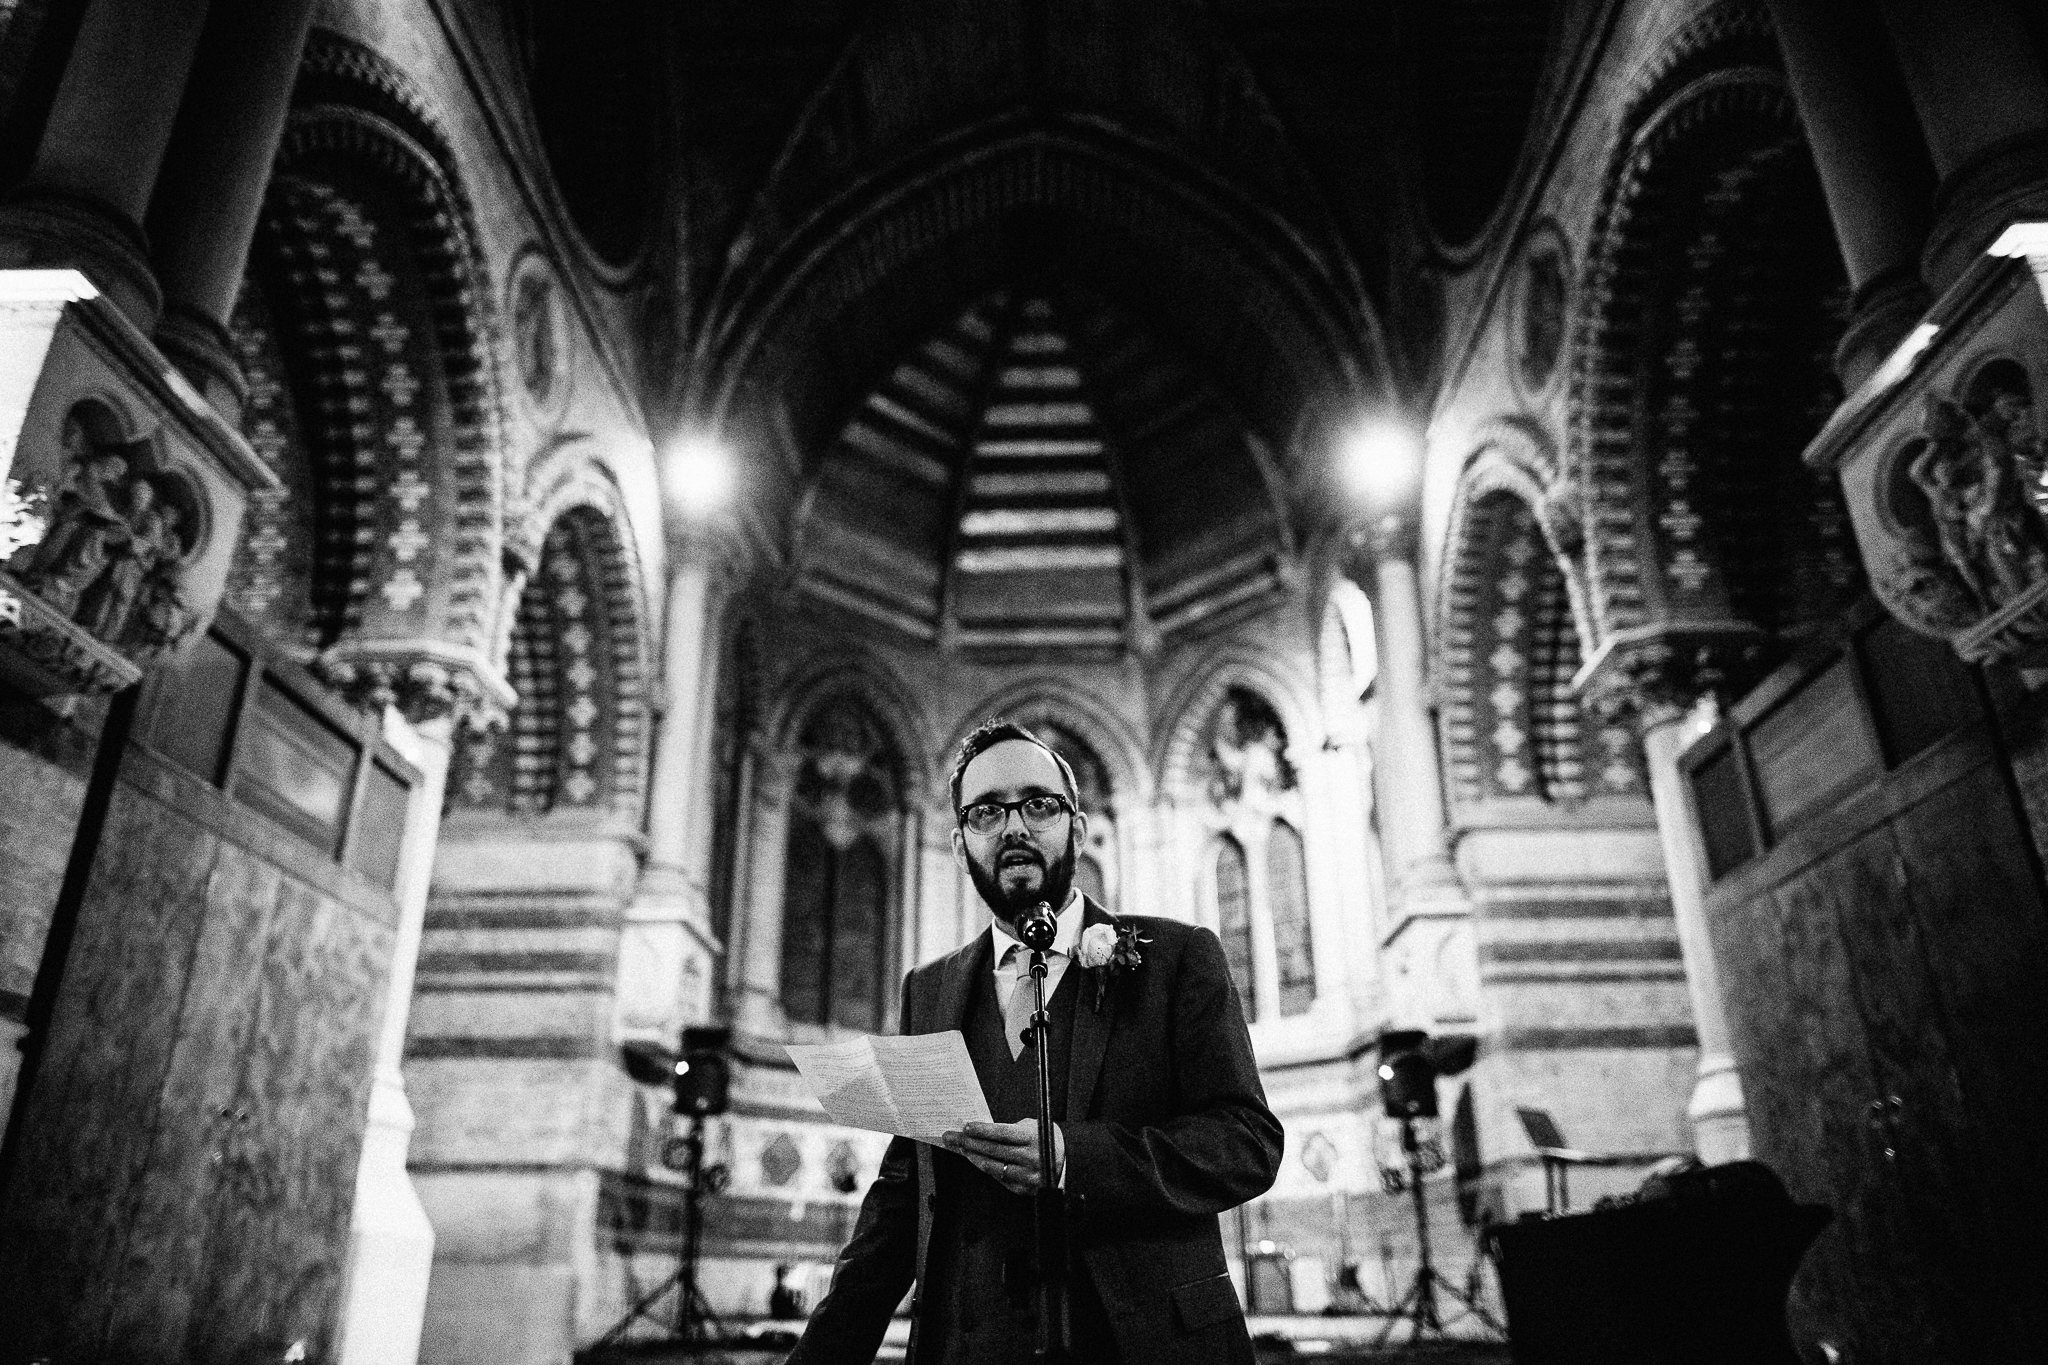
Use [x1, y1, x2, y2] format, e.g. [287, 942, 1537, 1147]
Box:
[673, 1025, 732, 1117]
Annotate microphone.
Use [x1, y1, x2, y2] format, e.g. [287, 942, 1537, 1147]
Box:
[1017, 900, 1057, 952]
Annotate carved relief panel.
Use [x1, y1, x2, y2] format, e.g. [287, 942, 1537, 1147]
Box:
[1819, 265, 2048, 666]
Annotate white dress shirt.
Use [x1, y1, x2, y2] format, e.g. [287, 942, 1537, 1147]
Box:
[988, 889, 1085, 1012]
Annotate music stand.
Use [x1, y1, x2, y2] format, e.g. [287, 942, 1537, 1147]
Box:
[1516, 1107, 1636, 1215]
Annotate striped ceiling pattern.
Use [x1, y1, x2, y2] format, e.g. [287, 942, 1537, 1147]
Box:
[794, 289, 1285, 656]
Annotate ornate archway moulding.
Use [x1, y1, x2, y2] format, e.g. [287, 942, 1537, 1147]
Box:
[942, 677, 1153, 809]
[1566, 43, 1856, 713]
[1, 271, 276, 697]
[1154, 650, 1319, 799]
[766, 650, 939, 806]
[267, 36, 512, 725]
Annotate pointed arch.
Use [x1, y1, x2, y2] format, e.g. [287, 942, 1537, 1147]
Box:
[1156, 651, 1317, 797]
[447, 501, 651, 820]
[1568, 10, 1860, 702]
[226, 31, 510, 720]
[778, 691, 907, 1033]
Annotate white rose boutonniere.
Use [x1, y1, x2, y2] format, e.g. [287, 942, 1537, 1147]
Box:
[1082, 920, 1150, 1013]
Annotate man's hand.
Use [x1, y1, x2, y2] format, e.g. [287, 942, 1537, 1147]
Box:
[941, 1120, 1064, 1196]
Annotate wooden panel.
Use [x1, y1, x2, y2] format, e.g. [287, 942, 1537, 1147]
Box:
[1885, 765, 2048, 1357]
[1748, 658, 1881, 838]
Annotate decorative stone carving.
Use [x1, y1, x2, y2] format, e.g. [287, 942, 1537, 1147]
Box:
[1201, 686, 1296, 807]
[1814, 256, 2048, 667]
[0, 270, 275, 696]
[15, 417, 198, 657]
[508, 249, 570, 419]
[1514, 224, 1569, 395]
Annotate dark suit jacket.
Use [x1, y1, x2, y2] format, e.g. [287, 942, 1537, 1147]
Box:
[788, 898, 1283, 1365]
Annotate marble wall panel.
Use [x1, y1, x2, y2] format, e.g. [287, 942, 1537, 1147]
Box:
[98, 841, 276, 1359]
[0, 782, 219, 1357]
[0, 736, 88, 1010]
[186, 873, 389, 1361]
[0, 760, 398, 1362]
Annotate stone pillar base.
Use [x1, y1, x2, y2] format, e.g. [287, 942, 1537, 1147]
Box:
[1687, 1053, 1752, 1166]
[0, 191, 162, 325]
[1834, 269, 1929, 390]
[336, 1072, 435, 1365]
[154, 303, 248, 426]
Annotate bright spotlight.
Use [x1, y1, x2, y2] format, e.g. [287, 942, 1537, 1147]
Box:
[666, 431, 733, 513]
[1340, 421, 1424, 500]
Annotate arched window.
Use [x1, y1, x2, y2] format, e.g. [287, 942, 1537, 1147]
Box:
[1268, 819, 1316, 1016]
[1215, 835, 1257, 1015]
[779, 697, 902, 1031]
[1026, 715, 1119, 906]
[1330, 578, 1378, 697]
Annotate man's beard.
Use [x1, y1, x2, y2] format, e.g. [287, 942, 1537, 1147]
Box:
[967, 832, 1078, 927]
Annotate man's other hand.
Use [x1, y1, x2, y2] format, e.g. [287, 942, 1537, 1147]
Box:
[941, 1120, 1064, 1196]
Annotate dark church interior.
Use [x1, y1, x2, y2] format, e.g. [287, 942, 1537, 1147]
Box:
[0, 0, 2045, 1361]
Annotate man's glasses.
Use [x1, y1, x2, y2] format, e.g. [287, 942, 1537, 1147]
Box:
[957, 794, 1072, 835]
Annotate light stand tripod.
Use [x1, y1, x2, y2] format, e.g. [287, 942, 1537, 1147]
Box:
[588, 1114, 731, 1358]
[1374, 1116, 1503, 1348]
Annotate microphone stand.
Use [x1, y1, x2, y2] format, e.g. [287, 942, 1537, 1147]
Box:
[1020, 907, 1073, 1363]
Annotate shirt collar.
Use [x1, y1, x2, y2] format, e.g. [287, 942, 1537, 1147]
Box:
[989, 889, 1085, 964]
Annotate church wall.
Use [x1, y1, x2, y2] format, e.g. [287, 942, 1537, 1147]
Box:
[1413, 0, 1797, 1272]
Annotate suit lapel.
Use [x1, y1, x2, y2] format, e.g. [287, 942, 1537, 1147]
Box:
[1066, 896, 1116, 1120]
[929, 928, 991, 1036]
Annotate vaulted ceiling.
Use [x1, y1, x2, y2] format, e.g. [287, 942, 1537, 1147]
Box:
[503, 0, 1563, 652]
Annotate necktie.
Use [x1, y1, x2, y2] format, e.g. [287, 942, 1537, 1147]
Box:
[1002, 944, 1037, 1060]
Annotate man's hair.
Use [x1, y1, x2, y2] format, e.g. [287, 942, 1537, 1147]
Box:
[948, 718, 1080, 814]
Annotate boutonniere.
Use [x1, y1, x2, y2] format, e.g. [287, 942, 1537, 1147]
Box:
[1077, 921, 1149, 1013]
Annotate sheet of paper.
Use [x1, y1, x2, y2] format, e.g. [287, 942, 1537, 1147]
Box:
[786, 1030, 991, 1144]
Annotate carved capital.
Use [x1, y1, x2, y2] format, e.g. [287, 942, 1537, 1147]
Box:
[0, 273, 275, 692]
[315, 639, 515, 729]
[1574, 621, 1775, 723]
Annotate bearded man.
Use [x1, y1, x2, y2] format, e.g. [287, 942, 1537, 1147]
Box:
[787, 719, 1281, 1365]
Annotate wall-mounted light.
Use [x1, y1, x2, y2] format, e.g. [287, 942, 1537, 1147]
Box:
[665, 430, 733, 514]
[1339, 419, 1424, 501]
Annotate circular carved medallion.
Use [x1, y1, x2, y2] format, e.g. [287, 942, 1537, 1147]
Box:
[1515, 226, 1570, 395]
[508, 249, 571, 417]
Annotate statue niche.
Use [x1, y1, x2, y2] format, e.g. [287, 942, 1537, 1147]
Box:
[9, 411, 199, 659]
[1886, 363, 2046, 635]
[1202, 686, 1296, 808]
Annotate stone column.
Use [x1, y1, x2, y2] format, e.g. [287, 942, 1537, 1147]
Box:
[0, 0, 213, 323]
[1363, 522, 1463, 907]
[1640, 698, 1751, 1164]
[143, 0, 318, 422]
[734, 748, 796, 1038]
[1361, 518, 1474, 1032]
[620, 532, 739, 1040]
[1766, 0, 1937, 386]
[1878, 0, 2048, 290]
[335, 712, 455, 1365]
